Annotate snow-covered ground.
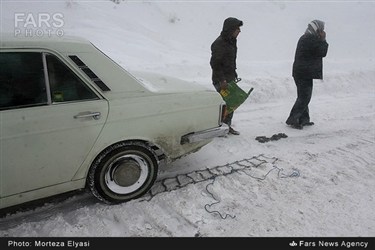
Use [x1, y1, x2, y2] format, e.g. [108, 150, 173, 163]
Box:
[0, 0, 374, 238]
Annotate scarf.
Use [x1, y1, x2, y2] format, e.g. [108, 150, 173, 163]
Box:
[305, 20, 325, 36]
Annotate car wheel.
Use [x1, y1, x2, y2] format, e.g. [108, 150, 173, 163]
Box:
[88, 142, 158, 204]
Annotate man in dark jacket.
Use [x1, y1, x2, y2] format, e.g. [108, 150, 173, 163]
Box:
[210, 17, 243, 135]
[286, 20, 329, 129]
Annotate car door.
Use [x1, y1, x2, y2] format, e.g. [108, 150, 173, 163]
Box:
[0, 51, 108, 197]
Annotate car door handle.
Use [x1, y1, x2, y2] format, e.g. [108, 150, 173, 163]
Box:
[74, 112, 101, 120]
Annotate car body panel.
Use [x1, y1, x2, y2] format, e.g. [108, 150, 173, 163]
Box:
[72, 90, 224, 180]
[1, 100, 109, 196]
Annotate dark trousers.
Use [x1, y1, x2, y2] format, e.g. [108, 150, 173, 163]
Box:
[286, 78, 313, 125]
[213, 82, 234, 127]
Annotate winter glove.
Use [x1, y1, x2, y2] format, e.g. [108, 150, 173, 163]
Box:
[319, 30, 326, 41]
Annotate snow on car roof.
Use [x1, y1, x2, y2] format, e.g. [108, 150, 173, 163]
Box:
[0, 34, 92, 52]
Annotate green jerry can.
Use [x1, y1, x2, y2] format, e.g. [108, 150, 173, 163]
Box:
[219, 78, 254, 118]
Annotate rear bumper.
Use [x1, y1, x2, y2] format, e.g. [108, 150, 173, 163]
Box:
[180, 124, 229, 144]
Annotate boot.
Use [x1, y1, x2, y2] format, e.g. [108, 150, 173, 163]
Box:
[229, 127, 240, 135]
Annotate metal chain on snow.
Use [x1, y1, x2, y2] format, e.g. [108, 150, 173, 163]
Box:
[204, 178, 236, 220]
[141, 154, 300, 220]
[142, 154, 268, 201]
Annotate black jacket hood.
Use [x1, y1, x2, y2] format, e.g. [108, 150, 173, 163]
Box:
[220, 17, 243, 40]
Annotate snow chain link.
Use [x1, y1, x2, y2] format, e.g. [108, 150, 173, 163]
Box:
[141, 154, 300, 219]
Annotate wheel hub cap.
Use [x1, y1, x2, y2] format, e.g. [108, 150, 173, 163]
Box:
[113, 160, 141, 187]
[105, 154, 149, 194]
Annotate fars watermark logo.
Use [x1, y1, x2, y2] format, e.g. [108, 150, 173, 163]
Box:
[14, 12, 64, 37]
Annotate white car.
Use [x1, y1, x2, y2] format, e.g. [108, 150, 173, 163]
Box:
[0, 35, 228, 209]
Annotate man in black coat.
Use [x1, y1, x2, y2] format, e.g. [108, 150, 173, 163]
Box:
[286, 20, 329, 129]
[210, 17, 243, 135]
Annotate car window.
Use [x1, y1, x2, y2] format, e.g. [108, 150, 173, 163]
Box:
[0, 52, 47, 110]
[46, 54, 99, 103]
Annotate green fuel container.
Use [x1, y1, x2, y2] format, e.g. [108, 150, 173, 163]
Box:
[219, 78, 254, 116]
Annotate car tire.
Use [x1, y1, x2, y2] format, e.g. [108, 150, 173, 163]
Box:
[88, 141, 158, 204]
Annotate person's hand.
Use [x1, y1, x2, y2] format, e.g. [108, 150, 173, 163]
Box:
[319, 30, 326, 41]
[220, 80, 228, 90]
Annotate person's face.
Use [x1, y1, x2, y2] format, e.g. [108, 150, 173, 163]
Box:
[233, 27, 241, 38]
